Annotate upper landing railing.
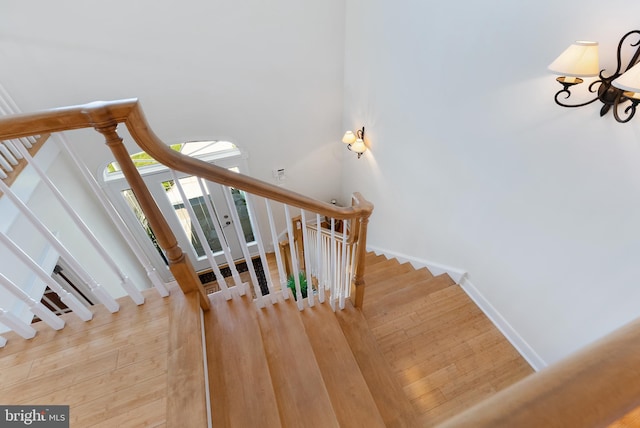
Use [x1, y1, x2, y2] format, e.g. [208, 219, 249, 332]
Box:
[0, 99, 374, 316]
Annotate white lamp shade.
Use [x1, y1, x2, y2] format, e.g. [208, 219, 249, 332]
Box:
[350, 138, 366, 154]
[342, 130, 356, 144]
[548, 41, 599, 77]
[612, 61, 640, 93]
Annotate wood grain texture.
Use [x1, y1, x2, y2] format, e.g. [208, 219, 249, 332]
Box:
[438, 315, 640, 428]
[360, 254, 534, 426]
[300, 297, 386, 428]
[0, 288, 170, 427]
[166, 290, 208, 428]
[256, 296, 340, 428]
[204, 290, 282, 428]
[335, 300, 421, 428]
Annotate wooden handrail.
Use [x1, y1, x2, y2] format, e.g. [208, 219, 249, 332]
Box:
[0, 99, 374, 307]
[0, 99, 373, 221]
[438, 316, 640, 428]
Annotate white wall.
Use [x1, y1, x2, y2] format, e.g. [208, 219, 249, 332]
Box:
[0, 0, 347, 316]
[342, 0, 640, 366]
[0, 0, 346, 202]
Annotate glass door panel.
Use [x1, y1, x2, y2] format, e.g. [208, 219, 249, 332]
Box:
[162, 177, 224, 259]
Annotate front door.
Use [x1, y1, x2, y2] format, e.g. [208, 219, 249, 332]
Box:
[104, 158, 258, 279]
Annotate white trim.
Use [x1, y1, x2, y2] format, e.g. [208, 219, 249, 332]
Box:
[367, 245, 467, 283]
[366, 245, 547, 371]
[459, 276, 547, 371]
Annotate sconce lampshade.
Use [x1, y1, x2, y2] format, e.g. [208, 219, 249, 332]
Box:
[342, 131, 356, 144]
[612, 61, 640, 98]
[548, 41, 600, 77]
[350, 138, 366, 154]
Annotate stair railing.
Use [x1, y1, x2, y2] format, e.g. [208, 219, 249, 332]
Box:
[0, 99, 374, 315]
[437, 313, 640, 427]
[282, 215, 360, 310]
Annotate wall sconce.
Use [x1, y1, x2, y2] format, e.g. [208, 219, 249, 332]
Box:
[342, 127, 367, 159]
[548, 30, 640, 123]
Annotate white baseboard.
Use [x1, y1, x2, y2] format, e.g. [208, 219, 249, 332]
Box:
[367, 245, 468, 283]
[459, 276, 547, 371]
[366, 245, 547, 371]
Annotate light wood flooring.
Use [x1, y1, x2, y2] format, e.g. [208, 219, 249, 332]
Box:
[0, 288, 170, 427]
[7, 252, 621, 426]
[360, 253, 534, 426]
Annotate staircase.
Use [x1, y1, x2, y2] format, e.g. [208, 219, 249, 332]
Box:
[202, 252, 533, 427]
[0, 251, 534, 427]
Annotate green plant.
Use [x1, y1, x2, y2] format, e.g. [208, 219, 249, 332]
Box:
[287, 271, 308, 300]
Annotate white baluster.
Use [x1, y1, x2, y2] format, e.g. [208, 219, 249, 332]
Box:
[56, 134, 169, 297]
[0, 154, 13, 172]
[265, 200, 289, 300]
[329, 218, 337, 311]
[16, 143, 144, 305]
[0, 272, 65, 330]
[0, 232, 93, 321]
[339, 221, 349, 310]
[223, 185, 261, 299]
[0, 179, 119, 313]
[4, 140, 23, 160]
[315, 214, 325, 303]
[0, 168, 7, 179]
[200, 179, 244, 290]
[0, 308, 36, 339]
[19, 137, 33, 149]
[300, 210, 314, 307]
[245, 194, 278, 305]
[0, 144, 18, 165]
[171, 171, 231, 301]
[285, 205, 304, 310]
[0, 336, 6, 348]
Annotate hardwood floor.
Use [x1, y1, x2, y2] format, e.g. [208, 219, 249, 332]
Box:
[0, 288, 170, 428]
[0, 252, 540, 427]
[361, 252, 535, 426]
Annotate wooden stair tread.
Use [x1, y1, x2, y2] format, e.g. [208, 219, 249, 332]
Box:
[365, 267, 436, 299]
[300, 300, 386, 428]
[364, 252, 387, 266]
[256, 296, 340, 428]
[363, 258, 405, 276]
[336, 301, 420, 428]
[204, 291, 282, 428]
[167, 290, 208, 428]
[363, 274, 455, 321]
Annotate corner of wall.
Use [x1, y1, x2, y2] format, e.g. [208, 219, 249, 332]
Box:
[366, 244, 548, 372]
